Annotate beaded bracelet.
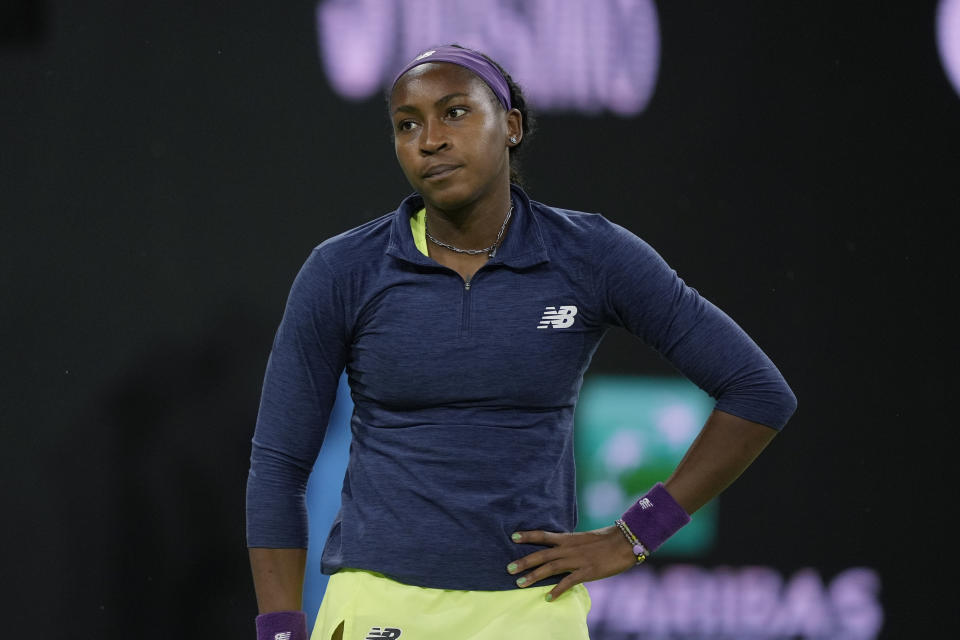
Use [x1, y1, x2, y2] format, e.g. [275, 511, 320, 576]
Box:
[614, 518, 649, 564]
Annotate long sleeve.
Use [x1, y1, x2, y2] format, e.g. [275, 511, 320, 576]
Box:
[594, 219, 796, 429]
[246, 248, 351, 547]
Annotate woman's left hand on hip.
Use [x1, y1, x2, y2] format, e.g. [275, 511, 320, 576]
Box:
[506, 526, 637, 601]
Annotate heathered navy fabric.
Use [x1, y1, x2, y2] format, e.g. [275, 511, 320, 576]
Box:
[245, 185, 796, 591]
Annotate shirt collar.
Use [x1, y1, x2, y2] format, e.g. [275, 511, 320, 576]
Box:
[386, 184, 549, 269]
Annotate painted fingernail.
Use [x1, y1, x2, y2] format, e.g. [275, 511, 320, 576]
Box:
[507, 563, 518, 574]
[516, 576, 527, 586]
[511, 533, 522, 542]
[545, 593, 553, 602]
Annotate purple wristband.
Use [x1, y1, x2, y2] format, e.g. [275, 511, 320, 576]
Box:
[256, 610, 307, 640]
[621, 482, 691, 552]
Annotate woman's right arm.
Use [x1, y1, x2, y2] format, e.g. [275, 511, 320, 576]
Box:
[245, 248, 351, 615]
[249, 548, 308, 613]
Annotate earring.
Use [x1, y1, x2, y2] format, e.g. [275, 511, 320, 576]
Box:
[509, 136, 518, 144]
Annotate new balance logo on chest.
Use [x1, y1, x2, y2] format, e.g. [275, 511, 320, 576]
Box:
[537, 305, 578, 329]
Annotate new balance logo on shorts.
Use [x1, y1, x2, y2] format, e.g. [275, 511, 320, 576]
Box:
[366, 628, 402, 640]
[273, 633, 291, 640]
[537, 305, 578, 329]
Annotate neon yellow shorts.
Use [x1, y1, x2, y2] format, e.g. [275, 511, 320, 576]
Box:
[311, 569, 592, 640]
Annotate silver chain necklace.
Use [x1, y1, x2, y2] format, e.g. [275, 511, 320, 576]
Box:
[424, 203, 514, 258]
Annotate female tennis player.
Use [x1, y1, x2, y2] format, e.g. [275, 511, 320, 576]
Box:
[246, 44, 796, 640]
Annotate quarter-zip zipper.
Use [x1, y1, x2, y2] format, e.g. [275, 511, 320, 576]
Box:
[457, 264, 493, 335]
[460, 277, 472, 335]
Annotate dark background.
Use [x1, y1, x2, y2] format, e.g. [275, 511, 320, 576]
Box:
[2, 1, 957, 638]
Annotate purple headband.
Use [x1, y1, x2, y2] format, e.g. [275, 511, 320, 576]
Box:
[392, 45, 512, 111]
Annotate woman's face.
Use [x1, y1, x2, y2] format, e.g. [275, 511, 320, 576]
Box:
[390, 62, 520, 211]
